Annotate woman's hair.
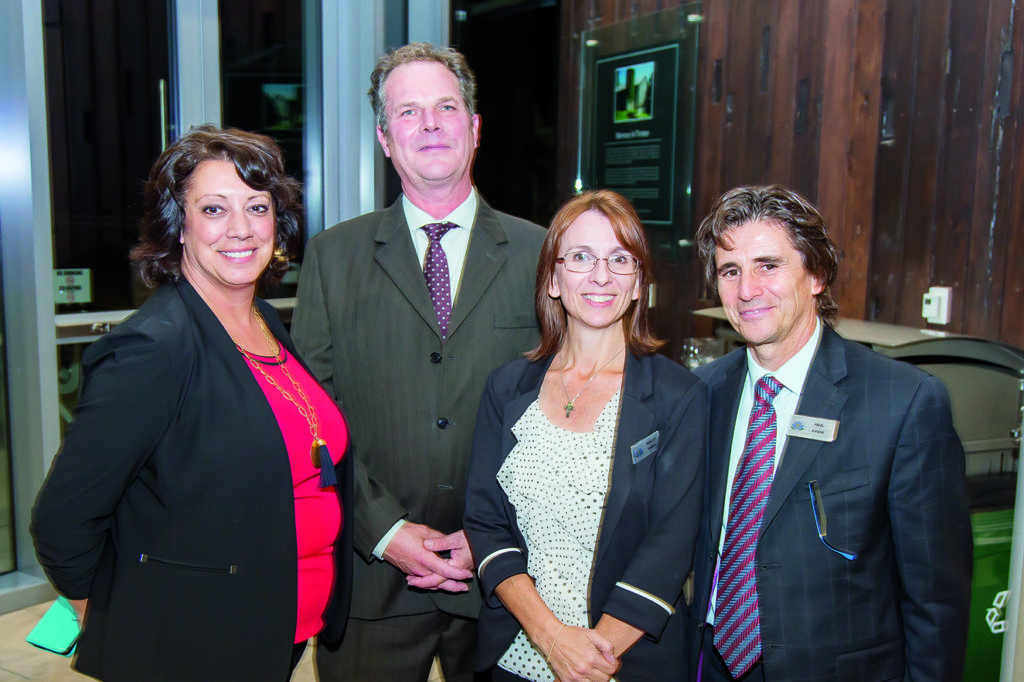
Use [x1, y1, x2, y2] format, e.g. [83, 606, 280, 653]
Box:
[130, 124, 303, 288]
[528, 190, 663, 360]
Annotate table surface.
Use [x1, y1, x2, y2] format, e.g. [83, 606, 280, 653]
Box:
[694, 306, 963, 349]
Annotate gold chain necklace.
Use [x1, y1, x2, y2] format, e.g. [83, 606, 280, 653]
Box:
[236, 308, 334, 484]
[559, 347, 624, 418]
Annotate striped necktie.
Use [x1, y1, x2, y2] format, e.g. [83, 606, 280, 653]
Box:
[714, 374, 784, 677]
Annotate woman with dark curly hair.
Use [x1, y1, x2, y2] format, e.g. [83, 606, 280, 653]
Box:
[32, 125, 352, 681]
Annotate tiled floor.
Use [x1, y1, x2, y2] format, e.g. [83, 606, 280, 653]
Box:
[0, 601, 315, 681]
[0, 601, 445, 681]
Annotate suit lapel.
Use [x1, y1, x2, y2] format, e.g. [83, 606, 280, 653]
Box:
[447, 200, 508, 338]
[702, 353, 746, 545]
[594, 353, 654, 573]
[504, 358, 551, 430]
[372, 200, 442, 337]
[761, 328, 849, 532]
[175, 281, 292, 475]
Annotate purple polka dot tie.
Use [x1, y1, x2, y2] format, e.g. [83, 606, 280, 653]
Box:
[422, 222, 457, 338]
[714, 375, 784, 678]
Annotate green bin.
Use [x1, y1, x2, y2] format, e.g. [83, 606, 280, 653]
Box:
[964, 508, 1014, 681]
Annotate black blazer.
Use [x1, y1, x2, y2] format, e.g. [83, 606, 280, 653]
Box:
[689, 327, 972, 682]
[464, 352, 707, 680]
[31, 281, 353, 682]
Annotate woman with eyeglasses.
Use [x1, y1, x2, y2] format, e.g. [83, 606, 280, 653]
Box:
[464, 190, 707, 682]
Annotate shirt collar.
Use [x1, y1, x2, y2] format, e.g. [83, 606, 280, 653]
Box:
[402, 188, 478, 233]
[745, 317, 822, 396]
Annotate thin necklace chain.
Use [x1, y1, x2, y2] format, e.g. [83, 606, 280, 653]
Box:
[236, 307, 324, 464]
[559, 347, 624, 418]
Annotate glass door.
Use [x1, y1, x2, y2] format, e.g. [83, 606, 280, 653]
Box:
[219, 0, 312, 298]
[45, 0, 172, 315]
[0, 222, 13, 575]
[3, 0, 375, 591]
[43, 0, 173, 445]
[46, 0, 318, 319]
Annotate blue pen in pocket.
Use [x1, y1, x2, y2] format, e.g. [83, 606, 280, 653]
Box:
[808, 480, 857, 560]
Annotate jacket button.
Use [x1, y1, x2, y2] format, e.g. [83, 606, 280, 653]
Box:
[430, 352, 442, 364]
[437, 418, 449, 429]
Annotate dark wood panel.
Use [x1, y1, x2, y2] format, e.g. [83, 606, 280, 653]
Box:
[998, 0, 1024, 349]
[695, 0, 729, 221]
[868, 0, 917, 323]
[836, 0, 885, 320]
[789, 0, 825, 199]
[558, 0, 1024, 349]
[893, 0, 950, 327]
[963, 0, 1013, 338]
[555, 0, 580, 202]
[720, 0, 763, 188]
[932, 0, 988, 330]
[816, 0, 857, 314]
[767, 0, 799, 184]
[749, 0, 778, 183]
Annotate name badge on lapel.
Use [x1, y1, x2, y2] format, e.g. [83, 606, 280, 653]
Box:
[787, 415, 839, 442]
[631, 431, 659, 464]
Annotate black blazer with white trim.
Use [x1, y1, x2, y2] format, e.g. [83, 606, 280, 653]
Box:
[464, 351, 707, 679]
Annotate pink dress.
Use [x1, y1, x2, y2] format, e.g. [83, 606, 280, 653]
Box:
[242, 345, 348, 643]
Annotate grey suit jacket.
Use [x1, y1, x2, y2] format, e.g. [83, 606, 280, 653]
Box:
[688, 327, 972, 682]
[292, 197, 545, 624]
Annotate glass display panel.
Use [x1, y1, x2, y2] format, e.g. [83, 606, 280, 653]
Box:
[578, 4, 701, 259]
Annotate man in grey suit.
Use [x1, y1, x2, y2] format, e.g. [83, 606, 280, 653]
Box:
[688, 185, 971, 681]
[292, 43, 545, 681]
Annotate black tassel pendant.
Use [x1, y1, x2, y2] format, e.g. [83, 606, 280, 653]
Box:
[312, 439, 337, 489]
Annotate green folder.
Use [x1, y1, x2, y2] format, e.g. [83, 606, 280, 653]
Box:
[25, 596, 80, 657]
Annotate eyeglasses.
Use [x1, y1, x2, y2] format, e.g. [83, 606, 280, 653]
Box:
[556, 251, 641, 275]
[808, 480, 858, 560]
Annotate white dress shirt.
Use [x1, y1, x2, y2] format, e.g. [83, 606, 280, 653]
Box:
[402, 189, 478, 307]
[371, 189, 479, 560]
[707, 319, 822, 624]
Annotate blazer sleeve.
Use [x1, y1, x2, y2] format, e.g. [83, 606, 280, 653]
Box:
[464, 368, 529, 608]
[31, 328, 177, 598]
[292, 235, 410, 560]
[889, 374, 972, 681]
[600, 375, 708, 639]
[292, 235, 339, 401]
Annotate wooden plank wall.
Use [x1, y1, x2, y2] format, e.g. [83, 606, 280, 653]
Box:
[559, 0, 1024, 353]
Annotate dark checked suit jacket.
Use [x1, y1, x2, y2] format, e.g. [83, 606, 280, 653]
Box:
[291, 196, 545, 632]
[688, 325, 972, 682]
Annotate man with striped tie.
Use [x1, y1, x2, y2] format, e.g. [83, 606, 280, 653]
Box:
[687, 185, 971, 682]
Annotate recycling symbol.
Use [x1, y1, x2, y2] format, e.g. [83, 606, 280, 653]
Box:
[987, 590, 1008, 634]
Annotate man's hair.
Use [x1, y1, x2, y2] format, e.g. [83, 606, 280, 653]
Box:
[131, 124, 302, 288]
[368, 42, 478, 135]
[695, 184, 840, 327]
[528, 190, 663, 360]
